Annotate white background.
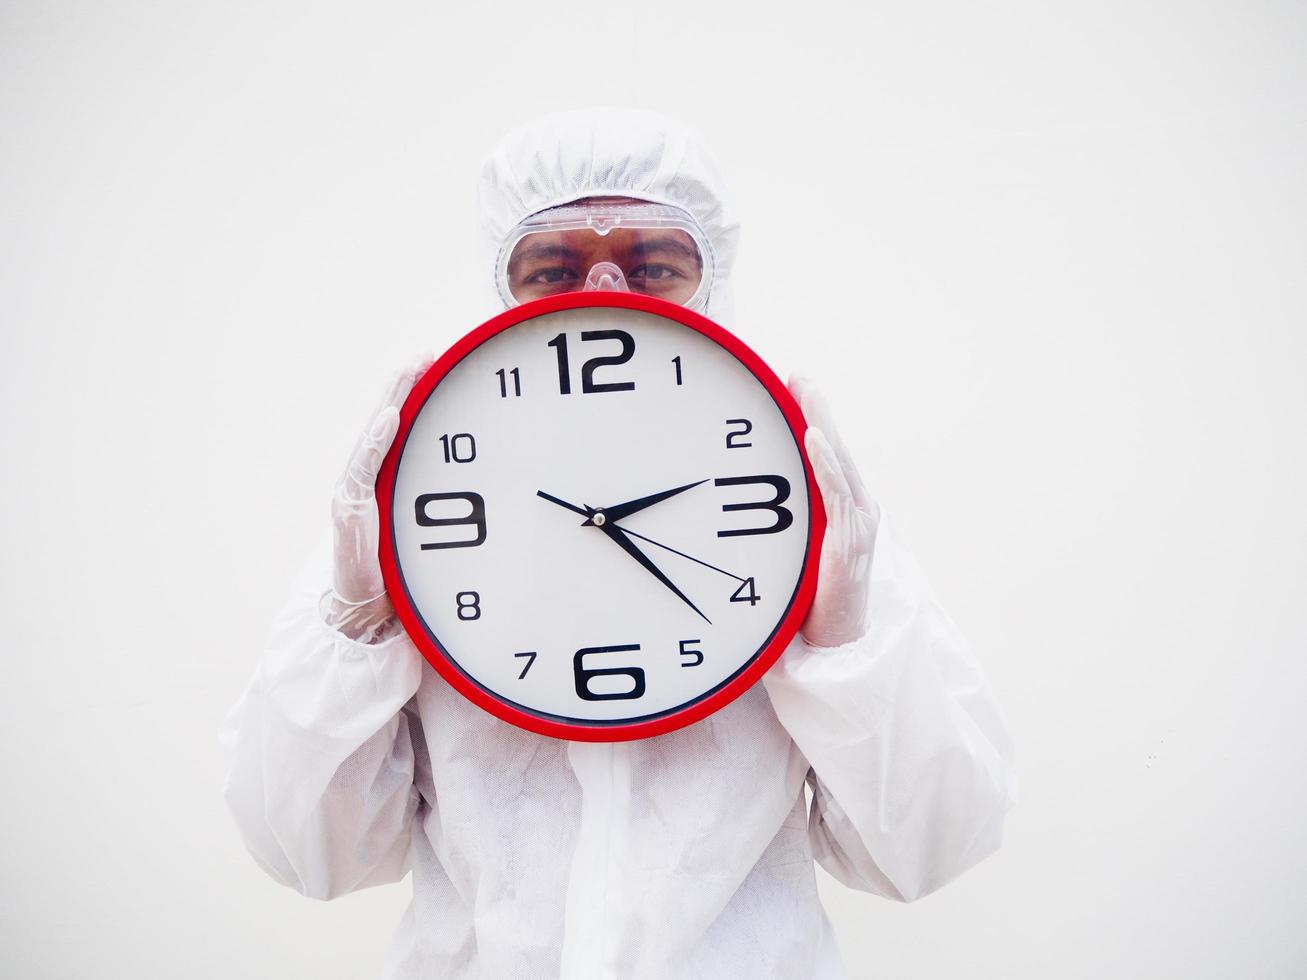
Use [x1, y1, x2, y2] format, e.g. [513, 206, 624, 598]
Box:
[2, 2, 1304, 977]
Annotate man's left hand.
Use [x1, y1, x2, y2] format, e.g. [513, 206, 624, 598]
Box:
[789, 374, 879, 648]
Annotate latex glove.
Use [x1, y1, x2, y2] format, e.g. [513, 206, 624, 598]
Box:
[325, 355, 434, 642]
[789, 374, 880, 648]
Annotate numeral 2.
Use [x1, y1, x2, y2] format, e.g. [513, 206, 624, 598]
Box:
[726, 419, 752, 449]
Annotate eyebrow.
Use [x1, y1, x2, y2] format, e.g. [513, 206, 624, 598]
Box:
[508, 243, 580, 276]
[633, 238, 702, 266]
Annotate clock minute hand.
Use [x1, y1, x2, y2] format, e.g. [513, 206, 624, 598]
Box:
[595, 518, 712, 625]
[589, 479, 709, 525]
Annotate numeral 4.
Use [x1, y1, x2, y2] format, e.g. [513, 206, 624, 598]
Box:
[729, 577, 761, 606]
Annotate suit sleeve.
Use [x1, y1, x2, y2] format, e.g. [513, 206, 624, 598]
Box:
[220, 530, 425, 901]
[762, 513, 1017, 902]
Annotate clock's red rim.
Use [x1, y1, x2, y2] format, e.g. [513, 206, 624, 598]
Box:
[376, 291, 826, 742]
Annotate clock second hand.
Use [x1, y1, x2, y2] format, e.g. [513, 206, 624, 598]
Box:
[610, 524, 748, 584]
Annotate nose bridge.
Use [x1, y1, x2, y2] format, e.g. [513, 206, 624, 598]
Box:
[583, 261, 629, 293]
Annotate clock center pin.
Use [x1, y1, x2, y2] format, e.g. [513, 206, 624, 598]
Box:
[592, 510, 606, 527]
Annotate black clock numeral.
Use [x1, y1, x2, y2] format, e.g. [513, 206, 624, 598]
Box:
[496, 367, 522, 398]
[455, 591, 481, 620]
[725, 418, 753, 449]
[672, 355, 683, 386]
[580, 330, 636, 393]
[547, 330, 636, 395]
[514, 651, 537, 679]
[679, 638, 703, 667]
[574, 643, 645, 701]
[546, 333, 571, 394]
[438, 432, 477, 463]
[730, 577, 761, 606]
[415, 492, 487, 550]
[714, 475, 794, 537]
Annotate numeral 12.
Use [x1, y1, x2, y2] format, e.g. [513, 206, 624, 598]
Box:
[546, 330, 636, 394]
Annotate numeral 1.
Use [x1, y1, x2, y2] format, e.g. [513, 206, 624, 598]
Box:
[546, 333, 572, 394]
[672, 355, 683, 386]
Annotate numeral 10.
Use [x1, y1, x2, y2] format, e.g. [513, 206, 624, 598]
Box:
[438, 432, 476, 463]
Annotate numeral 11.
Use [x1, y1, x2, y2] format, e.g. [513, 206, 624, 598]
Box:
[496, 367, 521, 397]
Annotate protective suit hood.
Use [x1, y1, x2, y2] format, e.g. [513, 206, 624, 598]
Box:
[477, 107, 740, 318]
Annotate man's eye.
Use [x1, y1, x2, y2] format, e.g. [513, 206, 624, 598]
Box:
[629, 264, 683, 282]
[526, 267, 578, 285]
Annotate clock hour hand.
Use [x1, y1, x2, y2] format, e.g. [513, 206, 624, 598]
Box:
[536, 489, 593, 519]
[587, 479, 709, 525]
[594, 516, 712, 625]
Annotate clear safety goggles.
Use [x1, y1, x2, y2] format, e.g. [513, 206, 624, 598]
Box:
[496, 200, 713, 311]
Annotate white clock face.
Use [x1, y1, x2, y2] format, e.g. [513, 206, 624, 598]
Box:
[384, 296, 819, 740]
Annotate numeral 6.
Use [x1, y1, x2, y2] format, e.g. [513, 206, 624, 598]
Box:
[574, 643, 645, 701]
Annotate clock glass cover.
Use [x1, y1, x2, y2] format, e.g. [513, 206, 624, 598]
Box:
[378, 292, 823, 741]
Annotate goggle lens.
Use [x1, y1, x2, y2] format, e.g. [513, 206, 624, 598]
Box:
[505, 227, 705, 307]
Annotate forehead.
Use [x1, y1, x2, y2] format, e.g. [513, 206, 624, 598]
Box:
[573, 195, 647, 206]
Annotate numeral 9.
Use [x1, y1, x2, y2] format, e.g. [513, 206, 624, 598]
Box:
[415, 492, 487, 550]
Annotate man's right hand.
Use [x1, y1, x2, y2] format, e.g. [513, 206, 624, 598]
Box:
[326, 355, 434, 642]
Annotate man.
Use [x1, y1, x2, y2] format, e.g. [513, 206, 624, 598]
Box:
[222, 107, 1017, 978]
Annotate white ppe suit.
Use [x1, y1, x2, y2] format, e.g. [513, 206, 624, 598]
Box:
[221, 108, 1018, 979]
